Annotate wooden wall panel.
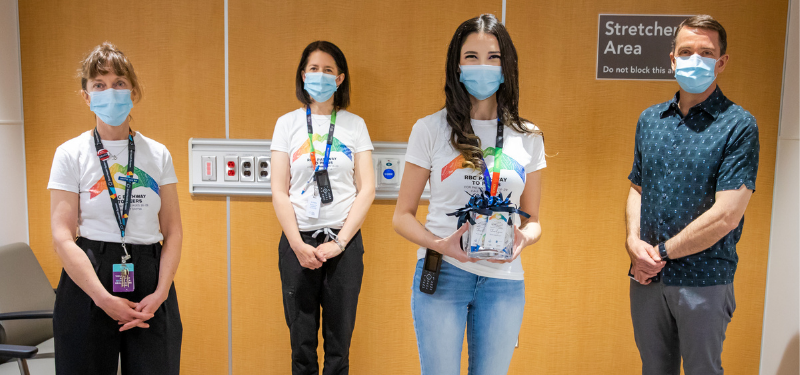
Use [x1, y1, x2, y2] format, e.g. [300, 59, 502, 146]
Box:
[18, 1, 229, 374]
[507, 1, 786, 374]
[17, 0, 786, 373]
[228, 2, 503, 374]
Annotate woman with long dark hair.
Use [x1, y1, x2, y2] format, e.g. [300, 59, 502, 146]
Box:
[271, 40, 375, 374]
[393, 14, 545, 374]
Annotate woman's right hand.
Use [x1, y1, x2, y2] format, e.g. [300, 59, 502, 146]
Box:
[293, 242, 323, 269]
[96, 294, 154, 325]
[435, 224, 474, 263]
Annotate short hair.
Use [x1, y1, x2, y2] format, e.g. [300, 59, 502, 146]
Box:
[672, 15, 728, 55]
[295, 41, 350, 111]
[79, 42, 142, 102]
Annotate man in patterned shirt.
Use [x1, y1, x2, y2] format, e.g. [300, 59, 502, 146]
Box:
[625, 15, 759, 375]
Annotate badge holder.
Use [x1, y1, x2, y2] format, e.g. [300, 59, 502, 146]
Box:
[113, 241, 135, 292]
[307, 185, 322, 219]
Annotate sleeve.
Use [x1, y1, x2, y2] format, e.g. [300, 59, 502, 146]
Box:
[353, 117, 374, 153]
[47, 145, 80, 193]
[716, 115, 759, 192]
[627, 115, 645, 186]
[404, 119, 435, 170]
[525, 128, 547, 173]
[270, 114, 291, 153]
[160, 147, 178, 185]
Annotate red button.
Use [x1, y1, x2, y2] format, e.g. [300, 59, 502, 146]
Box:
[227, 161, 236, 168]
[227, 170, 235, 176]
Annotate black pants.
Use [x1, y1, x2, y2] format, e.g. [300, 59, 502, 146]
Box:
[53, 237, 182, 375]
[279, 230, 364, 375]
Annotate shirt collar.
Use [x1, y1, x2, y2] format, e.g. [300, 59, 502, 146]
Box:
[660, 86, 729, 120]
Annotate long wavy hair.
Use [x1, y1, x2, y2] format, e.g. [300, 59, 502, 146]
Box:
[444, 14, 538, 171]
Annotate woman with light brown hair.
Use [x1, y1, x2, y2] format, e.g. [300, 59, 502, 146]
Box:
[48, 42, 182, 375]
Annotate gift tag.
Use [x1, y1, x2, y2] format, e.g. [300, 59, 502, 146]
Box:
[470, 214, 489, 250]
[113, 263, 135, 292]
[307, 192, 321, 219]
[484, 214, 509, 250]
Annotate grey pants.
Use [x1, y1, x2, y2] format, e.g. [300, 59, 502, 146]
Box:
[630, 279, 736, 375]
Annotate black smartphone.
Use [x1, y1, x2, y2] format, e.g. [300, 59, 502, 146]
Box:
[315, 169, 334, 204]
[420, 249, 443, 294]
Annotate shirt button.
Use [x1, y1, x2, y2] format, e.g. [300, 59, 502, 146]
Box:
[662, 193, 667, 199]
[673, 144, 678, 150]
[667, 169, 672, 174]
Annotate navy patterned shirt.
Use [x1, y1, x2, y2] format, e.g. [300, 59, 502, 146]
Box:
[628, 87, 759, 286]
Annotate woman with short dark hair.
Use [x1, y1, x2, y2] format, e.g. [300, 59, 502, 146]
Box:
[270, 40, 375, 374]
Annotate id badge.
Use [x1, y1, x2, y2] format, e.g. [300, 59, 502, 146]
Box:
[306, 191, 321, 219]
[113, 263, 135, 292]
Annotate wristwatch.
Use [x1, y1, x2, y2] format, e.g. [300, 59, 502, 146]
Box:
[658, 242, 669, 260]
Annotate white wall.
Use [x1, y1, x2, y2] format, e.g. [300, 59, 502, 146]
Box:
[0, 0, 29, 246]
[760, 0, 800, 373]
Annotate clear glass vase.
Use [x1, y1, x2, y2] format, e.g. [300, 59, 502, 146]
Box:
[462, 210, 515, 260]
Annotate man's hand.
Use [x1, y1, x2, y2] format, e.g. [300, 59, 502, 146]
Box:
[627, 237, 665, 285]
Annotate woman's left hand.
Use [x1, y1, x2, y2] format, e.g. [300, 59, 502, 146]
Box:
[487, 225, 530, 264]
[316, 241, 344, 262]
[120, 291, 167, 331]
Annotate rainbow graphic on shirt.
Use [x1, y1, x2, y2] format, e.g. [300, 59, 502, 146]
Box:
[89, 164, 159, 199]
[441, 146, 525, 183]
[291, 134, 353, 163]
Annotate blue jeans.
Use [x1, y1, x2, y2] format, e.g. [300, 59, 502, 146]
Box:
[411, 259, 525, 375]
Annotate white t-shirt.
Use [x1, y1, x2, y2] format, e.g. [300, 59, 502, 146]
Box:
[47, 131, 178, 244]
[271, 108, 374, 231]
[405, 109, 546, 280]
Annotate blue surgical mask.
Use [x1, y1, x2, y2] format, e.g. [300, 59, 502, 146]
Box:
[89, 89, 133, 126]
[304, 72, 338, 103]
[459, 65, 504, 100]
[674, 54, 718, 94]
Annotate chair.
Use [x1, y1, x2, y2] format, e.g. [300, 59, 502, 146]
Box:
[0, 242, 56, 375]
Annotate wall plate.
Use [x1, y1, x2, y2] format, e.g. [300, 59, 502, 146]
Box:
[189, 138, 429, 200]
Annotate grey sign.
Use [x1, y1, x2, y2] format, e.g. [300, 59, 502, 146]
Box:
[597, 14, 689, 80]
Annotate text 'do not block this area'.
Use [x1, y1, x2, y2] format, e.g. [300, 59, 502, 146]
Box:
[597, 14, 689, 80]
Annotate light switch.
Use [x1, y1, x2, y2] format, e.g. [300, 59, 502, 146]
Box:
[201, 156, 216, 181]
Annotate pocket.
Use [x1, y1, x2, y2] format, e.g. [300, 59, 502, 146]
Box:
[282, 285, 299, 327]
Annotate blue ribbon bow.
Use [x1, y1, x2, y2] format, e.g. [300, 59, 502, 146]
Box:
[446, 191, 531, 229]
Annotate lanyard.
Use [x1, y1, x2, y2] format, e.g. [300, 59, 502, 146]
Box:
[480, 117, 504, 197]
[305, 106, 337, 171]
[93, 127, 135, 263]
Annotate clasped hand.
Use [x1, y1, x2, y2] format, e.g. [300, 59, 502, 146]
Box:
[293, 240, 344, 270]
[627, 237, 665, 285]
[97, 291, 166, 332]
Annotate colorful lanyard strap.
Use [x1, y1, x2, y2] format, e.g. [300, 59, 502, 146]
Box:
[93, 127, 135, 263]
[305, 106, 337, 171]
[480, 116, 504, 197]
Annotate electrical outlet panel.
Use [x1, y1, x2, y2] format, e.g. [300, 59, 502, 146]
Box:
[189, 138, 428, 200]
